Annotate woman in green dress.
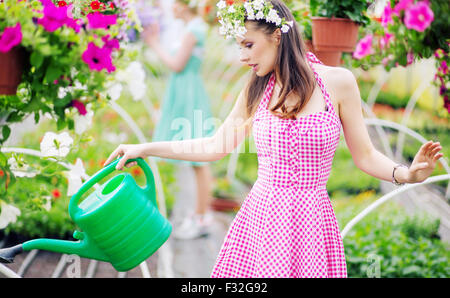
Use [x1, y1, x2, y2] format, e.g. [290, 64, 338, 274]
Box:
[143, 0, 214, 239]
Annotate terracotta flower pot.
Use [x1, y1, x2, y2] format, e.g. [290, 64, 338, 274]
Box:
[311, 17, 359, 53]
[314, 50, 343, 66]
[0, 46, 27, 95]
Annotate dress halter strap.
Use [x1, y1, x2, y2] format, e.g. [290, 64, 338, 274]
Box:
[305, 52, 335, 114]
[259, 73, 276, 111]
[259, 52, 336, 116]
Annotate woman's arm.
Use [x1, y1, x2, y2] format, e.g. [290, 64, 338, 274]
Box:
[104, 88, 252, 170]
[143, 24, 196, 73]
[334, 68, 443, 184]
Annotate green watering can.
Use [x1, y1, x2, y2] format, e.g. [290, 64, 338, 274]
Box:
[0, 157, 172, 272]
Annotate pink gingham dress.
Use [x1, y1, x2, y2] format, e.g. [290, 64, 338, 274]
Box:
[211, 52, 347, 278]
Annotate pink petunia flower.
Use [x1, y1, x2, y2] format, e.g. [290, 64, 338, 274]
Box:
[393, 0, 413, 15]
[404, 1, 434, 32]
[87, 11, 117, 29]
[407, 52, 415, 65]
[438, 60, 448, 75]
[102, 35, 120, 52]
[38, 0, 80, 32]
[0, 23, 22, 53]
[38, 0, 69, 32]
[82, 42, 116, 73]
[381, 5, 394, 28]
[353, 34, 374, 60]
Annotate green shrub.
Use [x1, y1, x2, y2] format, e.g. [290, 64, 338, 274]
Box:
[343, 207, 449, 278]
[328, 144, 380, 195]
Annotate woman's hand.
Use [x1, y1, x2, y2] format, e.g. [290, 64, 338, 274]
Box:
[104, 144, 148, 170]
[406, 141, 444, 183]
[143, 23, 160, 48]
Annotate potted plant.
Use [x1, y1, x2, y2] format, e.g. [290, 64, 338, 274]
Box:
[0, 0, 141, 144]
[309, 0, 372, 66]
[351, 0, 450, 114]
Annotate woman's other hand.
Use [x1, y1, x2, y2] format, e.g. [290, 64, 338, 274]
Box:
[407, 141, 444, 183]
[143, 23, 160, 48]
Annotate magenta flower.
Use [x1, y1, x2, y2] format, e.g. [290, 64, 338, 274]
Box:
[38, 0, 69, 32]
[102, 35, 120, 52]
[353, 34, 374, 60]
[406, 52, 415, 65]
[38, 0, 81, 32]
[0, 23, 22, 53]
[71, 100, 87, 115]
[381, 5, 394, 28]
[393, 0, 414, 15]
[438, 60, 448, 75]
[82, 42, 116, 73]
[444, 95, 450, 113]
[404, 1, 434, 32]
[87, 12, 117, 29]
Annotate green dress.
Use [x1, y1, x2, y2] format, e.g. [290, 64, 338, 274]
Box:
[152, 17, 214, 166]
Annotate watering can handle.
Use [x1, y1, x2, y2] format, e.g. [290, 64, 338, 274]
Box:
[68, 157, 156, 219]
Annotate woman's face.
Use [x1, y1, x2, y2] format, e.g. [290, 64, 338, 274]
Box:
[236, 22, 280, 77]
[172, 2, 186, 19]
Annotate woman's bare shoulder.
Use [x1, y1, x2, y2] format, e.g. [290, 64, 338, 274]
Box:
[314, 64, 358, 103]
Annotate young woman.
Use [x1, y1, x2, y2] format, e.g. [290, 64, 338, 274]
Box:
[106, 0, 443, 277]
[142, 0, 215, 240]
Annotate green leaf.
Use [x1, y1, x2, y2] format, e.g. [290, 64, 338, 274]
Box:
[34, 112, 40, 124]
[44, 64, 61, 83]
[30, 51, 44, 69]
[0, 152, 7, 167]
[2, 125, 11, 141]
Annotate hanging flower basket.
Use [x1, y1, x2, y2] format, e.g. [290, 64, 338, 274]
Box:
[311, 17, 360, 53]
[0, 46, 27, 95]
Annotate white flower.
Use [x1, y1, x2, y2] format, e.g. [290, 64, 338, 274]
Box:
[73, 108, 94, 135]
[228, 5, 235, 13]
[40, 132, 73, 158]
[103, 131, 128, 144]
[125, 61, 146, 83]
[42, 196, 52, 211]
[7, 157, 38, 178]
[255, 10, 264, 20]
[73, 81, 87, 91]
[129, 81, 147, 101]
[57, 87, 69, 99]
[235, 26, 247, 38]
[116, 62, 146, 101]
[107, 83, 123, 101]
[66, 158, 86, 196]
[253, 0, 264, 11]
[281, 24, 290, 33]
[217, 0, 226, 9]
[247, 8, 255, 20]
[0, 201, 21, 229]
[287, 20, 294, 27]
[219, 25, 227, 35]
[267, 9, 281, 25]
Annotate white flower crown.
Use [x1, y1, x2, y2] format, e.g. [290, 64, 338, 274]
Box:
[216, 0, 294, 39]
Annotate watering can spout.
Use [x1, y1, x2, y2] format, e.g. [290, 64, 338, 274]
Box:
[20, 232, 109, 263]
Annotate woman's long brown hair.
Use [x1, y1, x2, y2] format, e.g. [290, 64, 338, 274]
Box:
[245, 0, 316, 120]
